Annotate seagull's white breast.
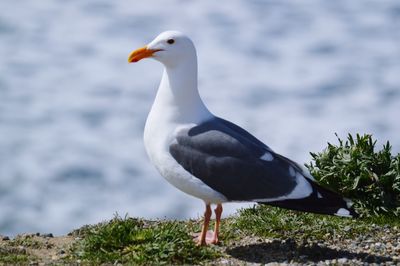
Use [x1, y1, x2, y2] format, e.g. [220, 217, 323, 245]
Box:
[143, 104, 227, 204]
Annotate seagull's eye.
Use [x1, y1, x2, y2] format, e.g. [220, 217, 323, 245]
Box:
[167, 39, 175, 44]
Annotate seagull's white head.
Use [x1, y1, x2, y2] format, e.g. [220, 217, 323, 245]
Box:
[128, 31, 196, 68]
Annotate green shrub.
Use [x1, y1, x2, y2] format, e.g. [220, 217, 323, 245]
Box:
[306, 133, 400, 217]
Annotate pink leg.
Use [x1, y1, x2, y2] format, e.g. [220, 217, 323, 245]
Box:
[211, 204, 223, 244]
[197, 204, 212, 246]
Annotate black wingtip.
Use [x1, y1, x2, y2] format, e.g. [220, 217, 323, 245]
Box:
[259, 187, 359, 218]
[340, 198, 359, 218]
[350, 209, 359, 218]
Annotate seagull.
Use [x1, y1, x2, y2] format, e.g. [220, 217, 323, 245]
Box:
[128, 31, 357, 246]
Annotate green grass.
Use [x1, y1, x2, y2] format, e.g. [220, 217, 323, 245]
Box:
[8, 235, 44, 249]
[0, 208, 397, 265]
[231, 204, 400, 241]
[70, 215, 220, 265]
[67, 207, 399, 264]
[0, 254, 30, 264]
[0, 247, 31, 264]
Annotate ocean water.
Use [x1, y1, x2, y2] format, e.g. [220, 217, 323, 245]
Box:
[0, 0, 399, 236]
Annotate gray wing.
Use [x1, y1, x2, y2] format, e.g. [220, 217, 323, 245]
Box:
[169, 117, 305, 201]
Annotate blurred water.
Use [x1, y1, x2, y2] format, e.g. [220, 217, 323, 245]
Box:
[0, 0, 399, 236]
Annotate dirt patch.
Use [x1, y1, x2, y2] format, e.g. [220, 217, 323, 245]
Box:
[0, 233, 76, 264]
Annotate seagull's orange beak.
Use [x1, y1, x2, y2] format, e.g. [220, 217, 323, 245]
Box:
[128, 46, 162, 63]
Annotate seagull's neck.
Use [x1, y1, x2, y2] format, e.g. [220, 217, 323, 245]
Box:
[150, 59, 212, 124]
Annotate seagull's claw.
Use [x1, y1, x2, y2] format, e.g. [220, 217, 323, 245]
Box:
[192, 230, 219, 246]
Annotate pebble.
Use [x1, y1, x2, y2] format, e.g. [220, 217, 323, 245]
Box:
[58, 249, 66, 254]
[337, 258, 348, 264]
[218, 259, 230, 265]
